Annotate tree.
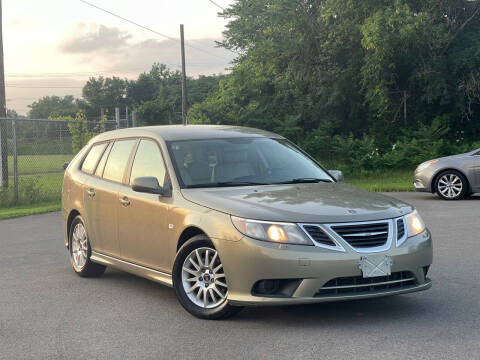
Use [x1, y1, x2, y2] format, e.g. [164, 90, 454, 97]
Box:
[28, 95, 79, 119]
[127, 64, 223, 125]
[6, 109, 19, 118]
[82, 76, 129, 118]
[189, 0, 480, 149]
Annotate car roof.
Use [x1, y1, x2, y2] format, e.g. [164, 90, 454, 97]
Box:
[89, 125, 284, 143]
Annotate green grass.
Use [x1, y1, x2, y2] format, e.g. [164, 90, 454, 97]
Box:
[345, 169, 414, 192]
[0, 201, 61, 219]
[1, 166, 65, 212]
[8, 154, 73, 174]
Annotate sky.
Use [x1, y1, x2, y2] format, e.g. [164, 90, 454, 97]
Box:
[3, 0, 236, 115]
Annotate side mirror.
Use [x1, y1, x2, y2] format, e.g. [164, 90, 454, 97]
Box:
[329, 170, 344, 182]
[132, 177, 163, 195]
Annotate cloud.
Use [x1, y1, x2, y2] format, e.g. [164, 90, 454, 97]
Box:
[6, 24, 236, 114]
[59, 24, 132, 54]
[6, 16, 42, 29]
[58, 23, 234, 77]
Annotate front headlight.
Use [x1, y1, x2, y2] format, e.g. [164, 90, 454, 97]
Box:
[405, 210, 426, 237]
[231, 216, 313, 245]
[416, 159, 438, 172]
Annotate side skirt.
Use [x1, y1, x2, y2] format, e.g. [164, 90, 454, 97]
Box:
[90, 251, 173, 288]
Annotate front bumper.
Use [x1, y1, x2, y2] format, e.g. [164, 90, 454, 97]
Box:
[215, 230, 433, 306]
[414, 179, 430, 192]
[414, 168, 435, 192]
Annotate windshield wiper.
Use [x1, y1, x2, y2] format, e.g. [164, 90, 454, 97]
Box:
[185, 181, 268, 188]
[274, 178, 333, 184]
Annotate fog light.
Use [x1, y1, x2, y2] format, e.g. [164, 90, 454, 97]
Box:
[253, 280, 280, 295]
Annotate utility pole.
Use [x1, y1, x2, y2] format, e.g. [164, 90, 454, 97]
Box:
[115, 107, 120, 129]
[132, 111, 137, 127]
[0, 0, 7, 187]
[180, 24, 188, 126]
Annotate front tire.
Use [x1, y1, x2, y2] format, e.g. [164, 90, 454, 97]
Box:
[172, 235, 243, 319]
[435, 170, 468, 200]
[69, 215, 106, 277]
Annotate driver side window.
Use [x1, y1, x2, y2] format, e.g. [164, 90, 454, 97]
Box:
[130, 139, 167, 187]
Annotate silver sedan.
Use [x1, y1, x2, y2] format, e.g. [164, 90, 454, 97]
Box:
[414, 148, 480, 200]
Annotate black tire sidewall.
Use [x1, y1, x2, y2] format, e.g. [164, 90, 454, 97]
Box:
[172, 235, 240, 319]
[435, 170, 468, 200]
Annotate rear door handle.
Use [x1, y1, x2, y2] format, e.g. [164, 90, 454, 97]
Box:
[87, 188, 96, 198]
[119, 196, 131, 207]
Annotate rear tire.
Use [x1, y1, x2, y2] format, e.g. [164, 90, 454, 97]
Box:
[172, 235, 243, 320]
[69, 215, 106, 277]
[434, 170, 468, 200]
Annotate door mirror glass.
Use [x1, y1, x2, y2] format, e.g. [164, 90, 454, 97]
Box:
[132, 176, 163, 194]
[329, 170, 344, 182]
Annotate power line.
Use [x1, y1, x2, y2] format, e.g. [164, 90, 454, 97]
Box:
[207, 0, 225, 10]
[79, 0, 232, 61]
[6, 97, 43, 101]
[6, 71, 110, 77]
[6, 85, 84, 89]
[79, 0, 176, 41]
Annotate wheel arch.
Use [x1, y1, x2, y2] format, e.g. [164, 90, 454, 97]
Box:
[431, 168, 471, 194]
[176, 226, 208, 252]
[66, 209, 81, 248]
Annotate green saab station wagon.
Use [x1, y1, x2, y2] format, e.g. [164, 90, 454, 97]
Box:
[62, 125, 432, 319]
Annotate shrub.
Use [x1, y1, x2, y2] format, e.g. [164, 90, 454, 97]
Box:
[67, 112, 94, 154]
[300, 126, 479, 176]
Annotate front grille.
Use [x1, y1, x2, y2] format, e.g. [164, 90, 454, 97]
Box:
[331, 221, 389, 248]
[397, 218, 405, 240]
[302, 225, 336, 246]
[315, 271, 416, 297]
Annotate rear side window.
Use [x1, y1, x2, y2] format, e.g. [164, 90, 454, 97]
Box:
[81, 143, 107, 174]
[95, 142, 112, 177]
[103, 140, 137, 183]
[129, 140, 167, 186]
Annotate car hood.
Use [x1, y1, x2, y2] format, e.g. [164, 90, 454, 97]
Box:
[181, 183, 413, 223]
[436, 149, 479, 161]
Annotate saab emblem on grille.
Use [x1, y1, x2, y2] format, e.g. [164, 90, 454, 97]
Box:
[347, 209, 357, 214]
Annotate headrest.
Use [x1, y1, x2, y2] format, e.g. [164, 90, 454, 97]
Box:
[222, 149, 248, 163]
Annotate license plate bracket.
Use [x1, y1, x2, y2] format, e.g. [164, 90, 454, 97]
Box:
[358, 255, 393, 278]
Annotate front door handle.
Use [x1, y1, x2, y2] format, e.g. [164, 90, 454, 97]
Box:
[87, 188, 96, 198]
[119, 196, 131, 207]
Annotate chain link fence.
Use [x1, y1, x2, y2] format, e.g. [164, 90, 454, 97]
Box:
[0, 117, 134, 208]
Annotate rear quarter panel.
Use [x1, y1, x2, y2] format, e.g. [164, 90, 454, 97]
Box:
[62, 148, 88, 247]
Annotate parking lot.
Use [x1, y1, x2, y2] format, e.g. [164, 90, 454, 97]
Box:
[1, 192, 479, 360]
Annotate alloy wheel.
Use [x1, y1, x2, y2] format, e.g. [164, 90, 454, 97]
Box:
[181, 247, 227, 309]
[438, 174, 463, 199]
[71, 222, 88, 270]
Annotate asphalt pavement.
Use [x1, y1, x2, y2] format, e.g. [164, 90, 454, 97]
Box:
[1, 192, 479, 360]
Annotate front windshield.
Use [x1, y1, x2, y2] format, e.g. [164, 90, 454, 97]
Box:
[167, 137, 333, 188]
